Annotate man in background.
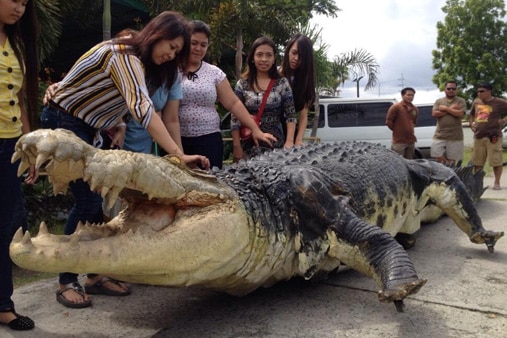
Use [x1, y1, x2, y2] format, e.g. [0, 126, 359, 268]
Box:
[386, 87, 418, 159]
[430, 80, 466, 165]
[469, 82, 507, 190]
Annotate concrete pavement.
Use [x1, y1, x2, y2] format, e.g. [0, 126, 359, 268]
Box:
[2, 167, 507, 337]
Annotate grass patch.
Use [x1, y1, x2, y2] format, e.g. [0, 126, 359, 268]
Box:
[462, 146, 507, 177]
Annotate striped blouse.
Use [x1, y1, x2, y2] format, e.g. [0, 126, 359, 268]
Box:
[52, 41, 154, 131]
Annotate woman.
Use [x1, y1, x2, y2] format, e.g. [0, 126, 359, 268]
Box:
[231, 36, 296, 161]
[177, 20, 275, 169]
[280, 34, 316, 146]
[0, 0, 38, 330]
[40, 11, 208, 309]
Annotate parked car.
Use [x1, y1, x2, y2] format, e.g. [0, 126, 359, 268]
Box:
[303, 98, 436, 159]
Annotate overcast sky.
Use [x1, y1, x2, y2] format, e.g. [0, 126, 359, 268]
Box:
[311, 0, 449, 104]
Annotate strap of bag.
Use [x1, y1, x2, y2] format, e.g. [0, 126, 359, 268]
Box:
[254, 78, 276, 124]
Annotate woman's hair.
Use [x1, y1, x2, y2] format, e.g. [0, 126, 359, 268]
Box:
[190, 20, 211, 38]
[118, 11, 190, 94]
[281, 34, 315, 112]
[243, 36, 280, 90]
[6, 0, 40, 128]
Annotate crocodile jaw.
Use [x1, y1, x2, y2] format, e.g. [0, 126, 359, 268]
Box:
[10, 201, 259, 291]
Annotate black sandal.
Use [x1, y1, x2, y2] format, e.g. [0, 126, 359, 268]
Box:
[0, 308, 35, 331]
[56, 282, 92, 308]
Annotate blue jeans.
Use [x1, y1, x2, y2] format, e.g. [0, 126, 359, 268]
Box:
[40, 107, 103, 284]
[0, 137, 27, 311]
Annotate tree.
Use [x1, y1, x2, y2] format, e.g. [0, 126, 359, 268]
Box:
[432, 0, 507, 100]
[317, 49, 380, 96]
[141, 0, 339, 80]
[35, 0, 62, 64]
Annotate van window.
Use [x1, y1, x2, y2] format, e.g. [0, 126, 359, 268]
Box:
[416, 104, 436, 127]
[327, 102, 393, 127]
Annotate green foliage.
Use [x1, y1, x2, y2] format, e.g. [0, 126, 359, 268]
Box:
[23, 177, 74, 234]
[332, 49, 380, 92]
[432, 0, 507, 101]
[35, 0, 62, 63]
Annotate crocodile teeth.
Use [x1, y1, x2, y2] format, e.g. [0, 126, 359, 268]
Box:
[38, 222, 49, 236]
[12, 227, 24, 243]
[101, 186, 110, 199]
[35, 153, 51, 169]
[11, 149, 21, 163]
[75, 221, 85, 234]
[16, 160, 30, 177]
[21, 231, 33, 247]
[105, 186, 121, 211]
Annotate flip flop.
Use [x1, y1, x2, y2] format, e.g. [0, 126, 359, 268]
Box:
[56, 282, 92, 308]
[85, 276, 131, 296]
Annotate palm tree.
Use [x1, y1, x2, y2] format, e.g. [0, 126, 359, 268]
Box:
[332, 48, 380, 94]
[35, 0, 63, 63]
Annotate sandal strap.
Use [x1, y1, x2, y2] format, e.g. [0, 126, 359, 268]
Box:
[58, 282, 86, 297]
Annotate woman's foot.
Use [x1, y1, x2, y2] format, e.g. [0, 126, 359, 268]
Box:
[56, 282, 92, 308]
[84, 275, 131, 296]
[0, 309, 34, 330]
[493, 183, 502, 190]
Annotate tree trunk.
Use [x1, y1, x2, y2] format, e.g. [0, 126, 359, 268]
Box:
[235, 29, 243, 80]
[103, 0, 111, 41]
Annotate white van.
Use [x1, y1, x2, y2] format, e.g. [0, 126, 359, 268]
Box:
[304, 97, 436, 158]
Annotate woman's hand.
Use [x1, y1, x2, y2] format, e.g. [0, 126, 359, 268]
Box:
[24, 165, 39, 185]
[43, 82, 60, 105]
[182, 154, 210, 170]
[252, 129, 276, 147]
[109, 124, 126, 149]
[283, 140, 294, 149]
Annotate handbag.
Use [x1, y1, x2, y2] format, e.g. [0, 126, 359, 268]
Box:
[240, 78, 275, 140]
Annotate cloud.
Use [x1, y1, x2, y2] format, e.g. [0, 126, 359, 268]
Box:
[311, 0, 447, 103]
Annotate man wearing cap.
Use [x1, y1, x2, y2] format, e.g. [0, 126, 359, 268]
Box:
[469, 82, 507, 190]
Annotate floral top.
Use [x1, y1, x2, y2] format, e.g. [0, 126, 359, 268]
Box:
[179, 61, 226, 137]
[232, 76, 296, 145]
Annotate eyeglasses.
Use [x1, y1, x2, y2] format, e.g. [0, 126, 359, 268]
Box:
[477, 90, 486, 93]
[446, 87, 457, 90]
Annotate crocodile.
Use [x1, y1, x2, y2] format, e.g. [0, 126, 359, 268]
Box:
[9, 129, 503, 312]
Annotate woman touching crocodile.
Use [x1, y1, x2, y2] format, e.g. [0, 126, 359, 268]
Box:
[39, 11, 208, 309]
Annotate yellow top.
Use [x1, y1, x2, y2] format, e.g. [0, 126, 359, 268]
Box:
[0, 38, 24, 138]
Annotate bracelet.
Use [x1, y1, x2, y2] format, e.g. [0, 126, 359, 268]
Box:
[116, 122, 127, 128]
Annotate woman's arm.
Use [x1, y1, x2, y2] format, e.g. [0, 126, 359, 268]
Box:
[217, 79, 276, 147]
[147, 112, 209, 169]
[294, 105, 309, 146]
[161, 99, 183, 151]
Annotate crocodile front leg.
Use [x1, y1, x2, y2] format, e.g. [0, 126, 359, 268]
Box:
[288, 168, 426, 311]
